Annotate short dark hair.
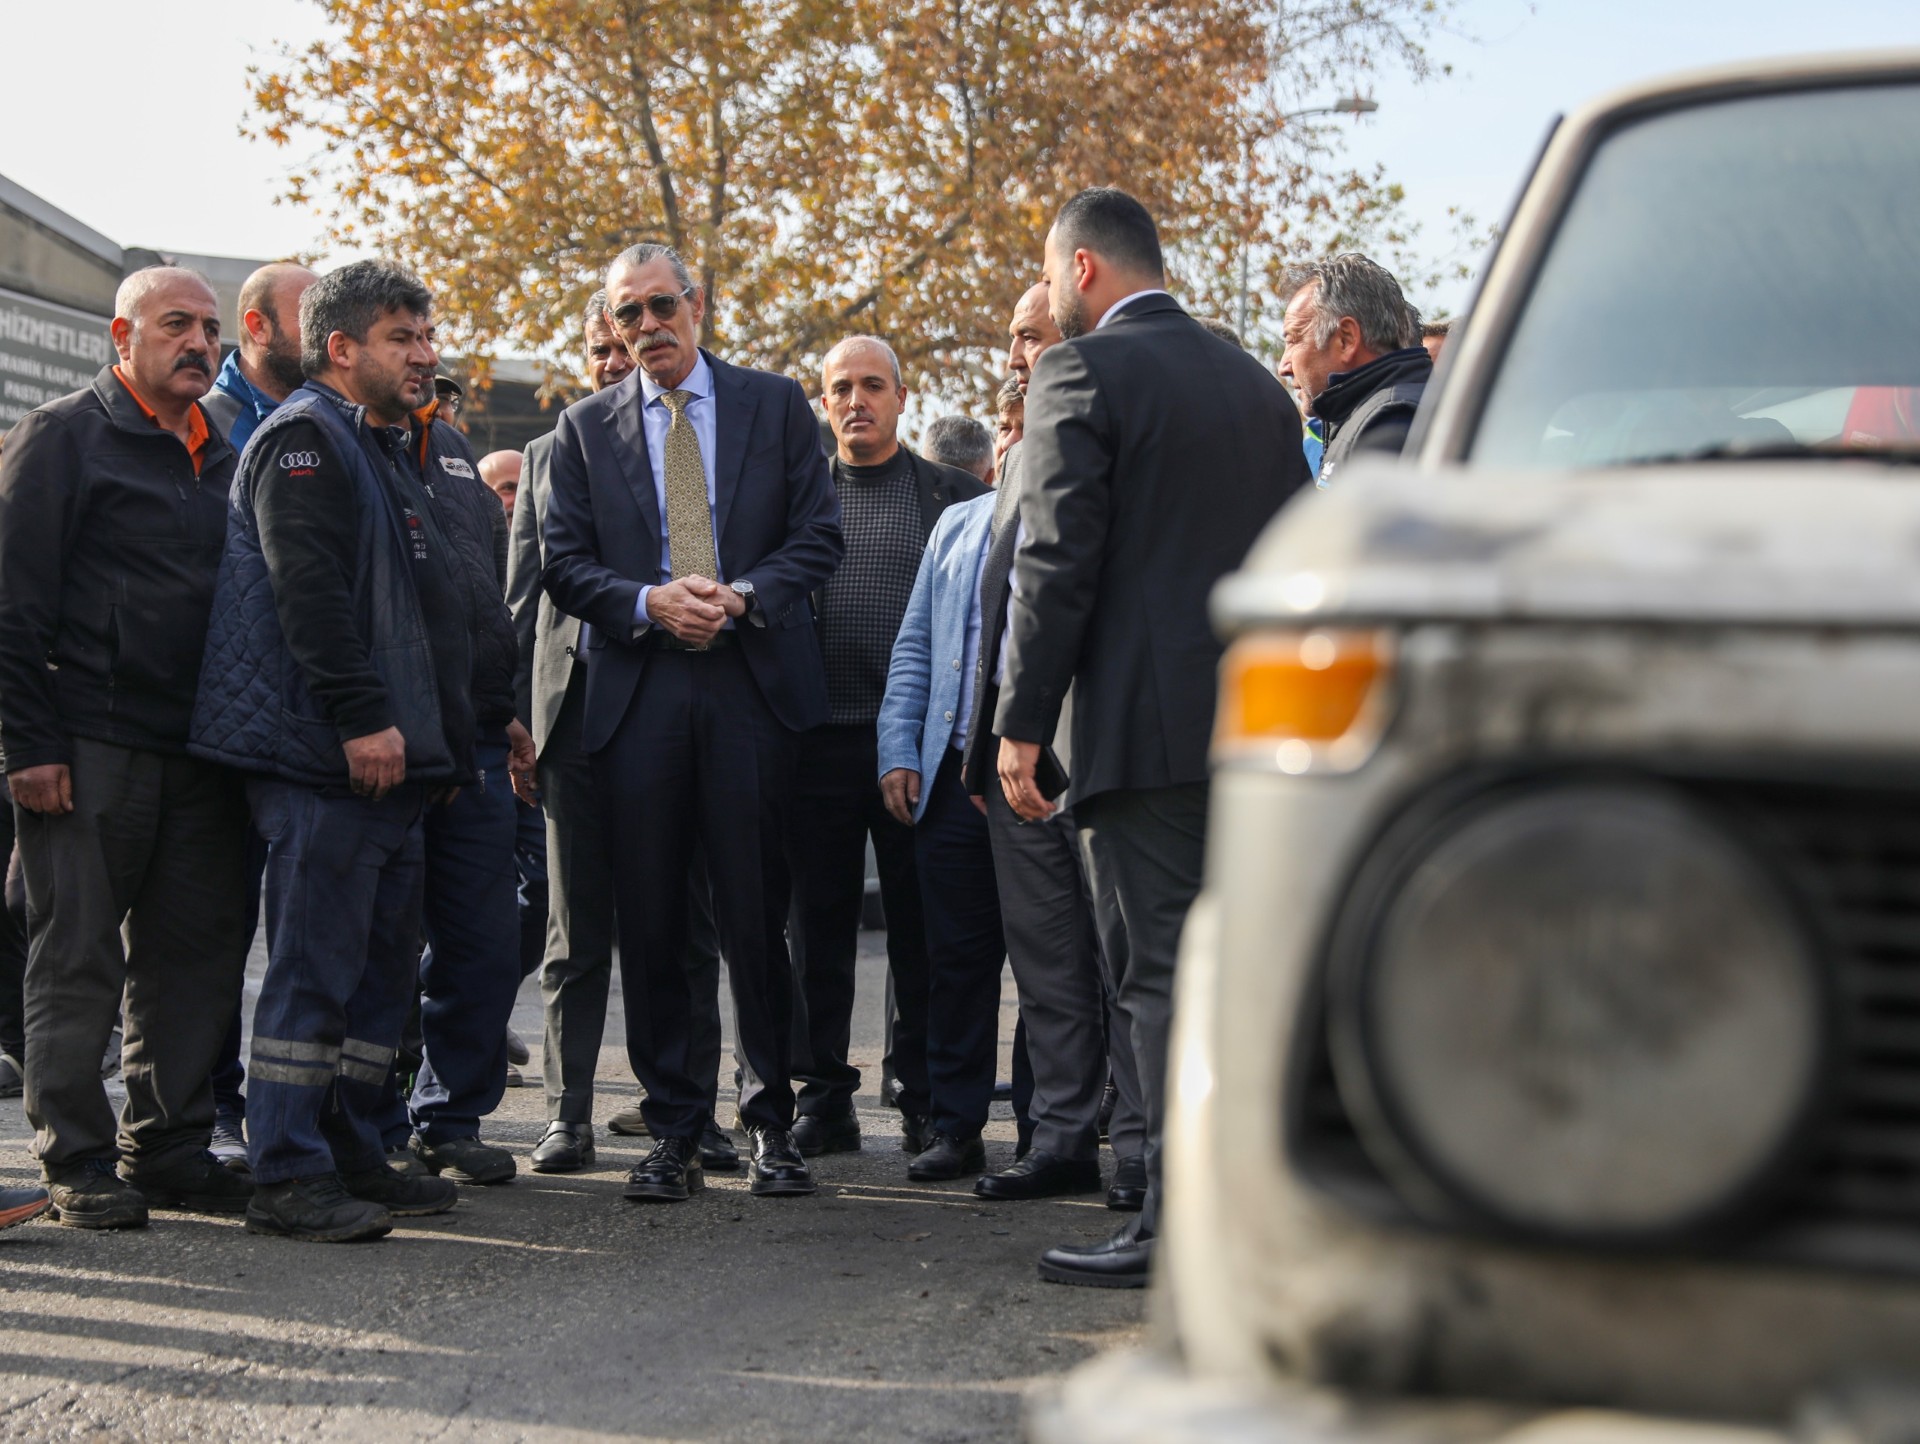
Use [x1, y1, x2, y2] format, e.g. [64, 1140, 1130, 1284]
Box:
[922, 415, 994, 478]
[583, 289, 612, 333]
[995, 374, 1023, 416]
[1053, 187, 1164, 281]
[1196, 316, 1245, 350]
[1421, 317, 1452, 339]
[300, 260, 432, 377]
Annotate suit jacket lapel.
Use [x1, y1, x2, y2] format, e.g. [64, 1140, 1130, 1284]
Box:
[607, 375, 662, 542]
[709, 353, 759, 550]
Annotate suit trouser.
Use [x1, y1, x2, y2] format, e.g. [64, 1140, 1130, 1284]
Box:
[540, 667, 722, 1125]
[245, 779, 425, 1185]
[914, 748, 1007, 1136]
[987, 783, 1146, 1163]
[1075, 782, 1209, 1236]
[0, 805, 26, 1064]
[396, 734, 523, 1144]
[788, 723, 930, 1119]
[18, 739, 251, 1176]
[597, 645, 796, 1139]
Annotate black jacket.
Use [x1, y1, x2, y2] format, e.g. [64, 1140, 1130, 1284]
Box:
[1313, 346, 1432, 481]
[994, 295, 1310, 801]
[0, 366, 236, 771]
[415, 418, 516, 731]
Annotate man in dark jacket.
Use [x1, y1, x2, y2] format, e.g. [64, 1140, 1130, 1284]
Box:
[1279, 253, 1431, 484]
[189, 260, 471, 1241]
[375, 400, 538, 1185]
[0, 266, 255, 1229]
[788, 335, 987, 1166]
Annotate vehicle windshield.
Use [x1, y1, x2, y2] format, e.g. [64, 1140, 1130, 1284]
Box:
[1469, 82, 1920, 469]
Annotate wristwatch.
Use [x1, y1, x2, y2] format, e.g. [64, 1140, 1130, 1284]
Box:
[730, 578, 759, 621]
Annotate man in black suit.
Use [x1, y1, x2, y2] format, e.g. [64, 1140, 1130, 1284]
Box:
[995, 189, 1309, 1285]
[542, 244, 843, 1203]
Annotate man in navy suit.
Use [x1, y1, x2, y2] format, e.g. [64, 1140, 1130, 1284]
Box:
[542, 244, 843, 1203]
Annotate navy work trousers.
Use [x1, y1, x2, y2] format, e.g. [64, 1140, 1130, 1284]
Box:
[914, 747, 1007, 1137]
[246, 779, 425, 1185]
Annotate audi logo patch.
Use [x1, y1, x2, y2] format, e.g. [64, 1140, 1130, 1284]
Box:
[279, 451, 322, 469]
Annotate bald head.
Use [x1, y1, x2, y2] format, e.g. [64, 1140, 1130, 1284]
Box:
[478, 450, 524, 523]
[114, 266, 216, 327]
[110, 267, 220, 416]
[822, 335, 901, 387]
[237, 263, 319, 401]
[1007, 281, 1061, 393]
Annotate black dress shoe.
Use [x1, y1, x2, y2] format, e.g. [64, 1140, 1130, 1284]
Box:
[1106, 1153, 1147, 1212]
[623, 1137, 703, 1202]
[907, 1131, 986, 1182]
[700, 1119, 740, 1172]
[974, 1149, 1102, 1201]
[530, 1121, 594, 1174]
[790, 1111, 861, 1157]
[1038, 1220, 1154, 1289]
[746, 1128, 817, 1197]
[1097, 1081, 1118, 1142]
[900, 1111, 932, 1156]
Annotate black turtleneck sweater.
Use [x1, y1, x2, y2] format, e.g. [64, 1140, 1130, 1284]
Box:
[820, 447, 923, 726]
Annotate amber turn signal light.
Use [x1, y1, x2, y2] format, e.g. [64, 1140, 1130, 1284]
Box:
[1214, 630, 1392, 771]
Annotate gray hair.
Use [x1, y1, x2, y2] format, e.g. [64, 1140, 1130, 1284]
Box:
[823, 334, 902, 388]
[299, 260, 432, 377]
[114, 265, 216, 325]
[995, 374, 1023, 415]
[1196, 316, 1245, 350]
[1284, 253, 1419, 354]
[583, 289, 612, 332]
[922, 415, 993, 478]
[609, 243, 695, 294]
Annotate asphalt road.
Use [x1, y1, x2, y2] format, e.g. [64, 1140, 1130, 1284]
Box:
[0, 928, 1143, 1441]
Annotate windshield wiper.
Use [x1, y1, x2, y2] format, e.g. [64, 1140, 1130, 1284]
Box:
[1628, 440, 1920, 467]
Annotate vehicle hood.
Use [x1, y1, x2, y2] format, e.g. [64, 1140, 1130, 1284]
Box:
[1214, 461, 1920, 633]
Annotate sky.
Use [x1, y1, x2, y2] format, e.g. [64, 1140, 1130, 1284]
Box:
[6, 0, 1920, 323]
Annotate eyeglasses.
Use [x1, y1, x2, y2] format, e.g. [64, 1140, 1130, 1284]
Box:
[609, 288, 695, 327]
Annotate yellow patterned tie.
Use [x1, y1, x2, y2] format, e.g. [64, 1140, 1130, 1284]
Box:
[661, 389, 717, 581]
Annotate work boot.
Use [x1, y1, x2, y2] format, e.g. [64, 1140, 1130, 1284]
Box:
[0, 1184, 50, 1231]
[386, 1143, 430, 1178]
[606, 1103, 650, 1137]
[246, 1175, 391, 1242]
[123, 1152, 255, 1214]
[342, 1163, 458, 1217]
[47, 1158, 148, 1230]
[415, 1135, 516, 1185]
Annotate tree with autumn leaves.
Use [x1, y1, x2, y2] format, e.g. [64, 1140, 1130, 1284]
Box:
[252, 0, 1457, 400]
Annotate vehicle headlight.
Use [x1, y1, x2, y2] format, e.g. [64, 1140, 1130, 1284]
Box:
[1327, 781, 1833, 1243]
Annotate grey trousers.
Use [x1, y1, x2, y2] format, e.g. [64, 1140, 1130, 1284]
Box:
[986, 784, 1145, 1163]
[1075, 782, 1209, 1235]
[538, 670, 722, 1124]
[18, 738, 250, 1176]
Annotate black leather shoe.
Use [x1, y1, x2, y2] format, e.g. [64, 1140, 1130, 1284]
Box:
[790, 1111, 860, 1157]
[900, 1111, 932, 1156]
[1106, 1153, 1147, 1212]
[700, 1119, 740, 1172]
[746, 1128, 817, 1197]
[1097, 1081, 1118, 1142]
[1038, 1220, 1154, 1289]
[907, 1131, 986, 1182]
[530, 1121, 594, 1174]
[623, 1137, 703, 1202]
[975, 1149, 1102, 1201]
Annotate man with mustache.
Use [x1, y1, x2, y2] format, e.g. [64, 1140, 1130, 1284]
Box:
[0, 266, 254, 1229]
[543, 244, 843, 1202]
[189, 261, 473, 1241]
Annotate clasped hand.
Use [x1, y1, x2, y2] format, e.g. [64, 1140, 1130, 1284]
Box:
[647, 575, 744, 645]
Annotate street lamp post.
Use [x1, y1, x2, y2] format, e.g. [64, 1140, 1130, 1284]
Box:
[1237, 95, 1380, 339]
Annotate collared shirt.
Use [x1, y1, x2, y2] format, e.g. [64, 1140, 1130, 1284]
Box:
[951, 518, 996, 753]
[112, 366, 210, 474]
[633, 351, 721, 630]
[1097, 288, 1173, 329]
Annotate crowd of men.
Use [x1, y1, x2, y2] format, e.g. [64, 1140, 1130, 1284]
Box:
[0, 184, 1436, 1286]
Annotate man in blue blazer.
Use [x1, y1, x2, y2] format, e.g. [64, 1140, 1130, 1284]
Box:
[542, 244, 844, 1203]
[875, 491, 1007, 1181]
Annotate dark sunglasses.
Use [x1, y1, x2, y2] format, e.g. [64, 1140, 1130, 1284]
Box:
[609, 288, 694, 327]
